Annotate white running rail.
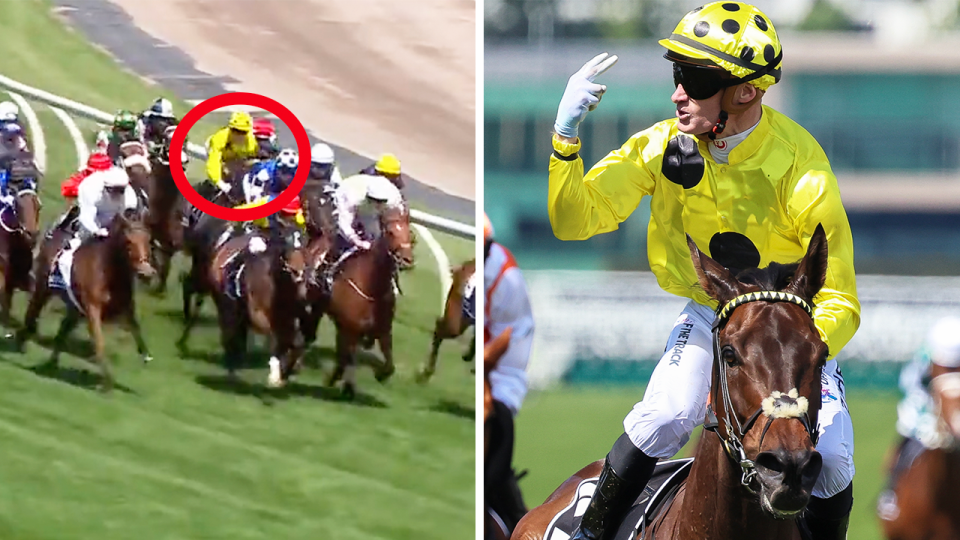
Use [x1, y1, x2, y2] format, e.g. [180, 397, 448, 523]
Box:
[0, 72, 476, 240]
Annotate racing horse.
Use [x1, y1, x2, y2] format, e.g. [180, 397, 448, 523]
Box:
[301, 180, 338, 240]
[417, 258, 476, 383]
[513, 224, 832, 540]
[294, 203, 415, 398]
[15, 209, 156, 392]
[142, 134, 186, 295]
[879, 367, 960, 540]
[203, 223, 307, 380]
[118, 140, 152, 205]
[486, 327, 513, 540]
[0, 154, 42, 329]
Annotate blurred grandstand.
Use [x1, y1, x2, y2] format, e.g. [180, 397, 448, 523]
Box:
[485, 0, 960, 388]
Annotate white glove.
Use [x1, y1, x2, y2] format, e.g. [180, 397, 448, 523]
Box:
[216, 180, 231, 193]
[357, 240, 372, 250]
[0, 194, 13, 207]
[554, 52, 619, 139]
[95, 227, 109, 237]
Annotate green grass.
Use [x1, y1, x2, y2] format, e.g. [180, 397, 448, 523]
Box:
[515, 385, 901, 540]
[0, 1, 477, 537]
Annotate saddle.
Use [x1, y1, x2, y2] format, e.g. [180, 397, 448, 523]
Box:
[544, 458, 694, 540]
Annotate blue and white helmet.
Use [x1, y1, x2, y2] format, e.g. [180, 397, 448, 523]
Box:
[1, 122, 22, 137]
[149, 97, 175, 119]
[275, 148, 298, 172]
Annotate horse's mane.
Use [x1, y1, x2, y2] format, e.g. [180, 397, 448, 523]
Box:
[735, 261, 799, 292]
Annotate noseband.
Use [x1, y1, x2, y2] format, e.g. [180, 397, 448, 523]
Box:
[704, 290, 820, 494]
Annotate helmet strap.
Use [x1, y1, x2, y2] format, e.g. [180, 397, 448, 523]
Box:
[708, 84, 763, 140]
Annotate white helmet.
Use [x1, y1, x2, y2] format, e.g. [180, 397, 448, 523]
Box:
[0, 101, 18, 122]
[366, 177, 396, 203]
[310, 143, 335, 165]
[275, 148, 298, 170]
[149, 97, 175, 119]
[929, 316, 960, 368]
[102, 168, 130, 188]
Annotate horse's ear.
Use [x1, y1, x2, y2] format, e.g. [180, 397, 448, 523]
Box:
[687, 234, 742, 305]
[785, 223, 829, 302]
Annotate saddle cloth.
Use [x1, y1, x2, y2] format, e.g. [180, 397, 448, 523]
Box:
[543, 458, 694, 540]
[49, 238, 85, 313]
[462, 272, 477, 326]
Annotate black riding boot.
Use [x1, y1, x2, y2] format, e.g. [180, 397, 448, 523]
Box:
[800, 482, 853, 540]
[572, 433, 658, 540]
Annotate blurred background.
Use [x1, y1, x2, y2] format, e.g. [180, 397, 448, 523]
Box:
[485, 1, 960, 538]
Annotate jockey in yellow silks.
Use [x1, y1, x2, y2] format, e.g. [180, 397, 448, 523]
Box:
[547, 3, 859, 540]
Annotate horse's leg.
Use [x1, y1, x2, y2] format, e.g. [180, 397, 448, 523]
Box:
[375, 328, 396, 383]
[126, 304, 153, 363]
[152, 246, 172, 295]
[217, 297, 245, 378]
[418, 318, 447, 383]
[0, 267, 14, 334]
[463, 326, 476, 363]
[85, 305, 113, 392]
[45, 309, 80, 368]
[177, 268, 198, 352]
[15, 274, 52, 351]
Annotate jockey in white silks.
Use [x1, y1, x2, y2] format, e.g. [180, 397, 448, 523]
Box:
[53, 167, 139, 290]
[317, 173, 403, 290]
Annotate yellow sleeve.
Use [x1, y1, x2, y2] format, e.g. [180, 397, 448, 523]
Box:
[295, 210, 305, 227]
[786, 165, 861, 359]
[547, 132, 657, 241]
[206, 130, 227, 183]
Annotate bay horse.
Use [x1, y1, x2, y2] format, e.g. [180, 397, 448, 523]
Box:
[486, 327, 513, 540]
[513, 224, 832, 540]
[296, 203, 415, 398]
[300, 180, 338, 240]
[879, 366, 960, 540]
[0, 160, 42, 329]
[417, 258, 476, 383]
[15, 209, 156, 392]
[142, 138, 185, 295]
[205, 223, 307, 380]
[118, 140, 153, 204]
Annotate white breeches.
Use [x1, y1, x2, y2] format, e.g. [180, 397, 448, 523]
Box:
[622, 300, 855, 499]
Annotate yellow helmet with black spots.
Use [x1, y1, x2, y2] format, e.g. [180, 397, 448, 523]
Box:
[659, 2, 782, 91]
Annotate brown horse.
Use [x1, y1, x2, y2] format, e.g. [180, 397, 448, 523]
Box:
[205, 224, 307, 380]
[486, 327, 513, 540]
[119, 140, 153, 201]
[880, 367, 960, 540]
[513, 224, 832, 540]
[301, 181, 338, 240]
[15, 210, 156, 391]
[0, 172, 42, 329]
[417, 258, 476, 383]
[296, 204, 415, 398]
[142, 142, 185, 295]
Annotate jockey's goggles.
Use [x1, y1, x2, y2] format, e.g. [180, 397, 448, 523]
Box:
[672, 62, 741, 100]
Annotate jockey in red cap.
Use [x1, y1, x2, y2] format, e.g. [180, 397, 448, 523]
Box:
[62, 152, 113, 203]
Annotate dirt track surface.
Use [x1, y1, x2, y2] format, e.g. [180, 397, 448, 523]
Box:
[108, 0, 476, 202]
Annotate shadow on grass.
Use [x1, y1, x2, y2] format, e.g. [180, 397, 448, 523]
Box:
[155, 307, 218, 327]
[22, 361, 136, 394]
[194, 374, 389, 409]
[428, 399, 475, 420]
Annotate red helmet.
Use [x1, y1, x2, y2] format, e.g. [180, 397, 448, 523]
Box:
[252, 117, 276, 138]
[87, 152, 112, 171]
[280, 196, 301, 216]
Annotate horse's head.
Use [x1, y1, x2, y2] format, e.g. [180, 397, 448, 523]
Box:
[120, 141, 153, 180]
[687, 224, 830, 519]
[7, 161, 41, 243]
[116, 209, 156, 280]
[380, 203, 414, 269]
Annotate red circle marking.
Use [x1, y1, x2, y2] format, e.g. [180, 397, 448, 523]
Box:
[168, 92, 311, 222]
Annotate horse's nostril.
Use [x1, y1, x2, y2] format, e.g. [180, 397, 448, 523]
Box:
[756, 452, 785, 475]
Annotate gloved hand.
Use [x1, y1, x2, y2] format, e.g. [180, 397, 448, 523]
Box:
[216, 180, 232, 193]
[357, 240, 372, 250]
[0, 194, 14, 207]
[95, 227, 109, 237]
[554, 52, 619, 139]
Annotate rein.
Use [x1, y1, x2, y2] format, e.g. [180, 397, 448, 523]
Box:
[704, 290, 820, 493]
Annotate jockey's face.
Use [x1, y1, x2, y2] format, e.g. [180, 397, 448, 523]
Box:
[277, 168, 295, 186]
[105, 186, 125, 199]
[229, 129, 247, 146]
[310, 162, 332, 180]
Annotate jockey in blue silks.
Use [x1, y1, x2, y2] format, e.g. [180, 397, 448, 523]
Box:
[240, 147, 299, 230]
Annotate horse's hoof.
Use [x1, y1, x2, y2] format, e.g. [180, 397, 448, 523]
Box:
[267, 358, 283, 388]
[375, 366, 396, 384]
[342, 383, 356, 401]
[415, 368, 433, 384]
[142, 355, 153, 364]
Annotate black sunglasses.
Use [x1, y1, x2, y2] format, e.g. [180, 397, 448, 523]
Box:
[672, 63, 741, 100]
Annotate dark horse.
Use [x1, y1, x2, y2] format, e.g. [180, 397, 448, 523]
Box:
[418, 258, 476, 383]
[141, 136, 185, 295]
[486, 326, 513, 540]
[297, 204, 415, 398]
[15, 209, 156, 392]
[880, 367, 960, 540]
[513, 224, 832, 540]
[204, 224, 307, 380]
[0, 158, 42, 329]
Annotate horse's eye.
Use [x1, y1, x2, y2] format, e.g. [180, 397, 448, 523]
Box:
[721, 345, 739, 367]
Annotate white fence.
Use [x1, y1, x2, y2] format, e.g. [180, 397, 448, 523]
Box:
[0, 73, 476, 240]
[524, 270, 960, 389]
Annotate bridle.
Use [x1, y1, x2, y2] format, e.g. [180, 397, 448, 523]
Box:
[704, 290, 820, 494]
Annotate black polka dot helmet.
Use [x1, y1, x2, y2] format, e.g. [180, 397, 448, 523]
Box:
[659, 2, 782, 91]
